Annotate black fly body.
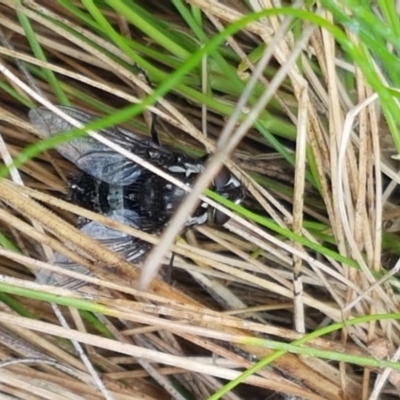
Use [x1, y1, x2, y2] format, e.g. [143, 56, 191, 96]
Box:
[29, 105, 244, 282]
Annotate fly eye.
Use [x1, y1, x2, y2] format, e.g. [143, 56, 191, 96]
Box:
[213, 166, 231, 192]
[213, 209, 230, 226]
[211, 166, 233, 226]
[210, 167, 245, 225]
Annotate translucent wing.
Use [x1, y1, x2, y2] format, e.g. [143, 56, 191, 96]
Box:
[73, 209, 149, 262]
[37, 209, 149, 288]
[29, 106, 151, 186]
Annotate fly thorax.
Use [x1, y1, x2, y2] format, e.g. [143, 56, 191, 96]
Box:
[167, 162, 204, 177]
[162, 182, 186, 218]
[124, 173, 171, 231]
[165, 162, 210, 226]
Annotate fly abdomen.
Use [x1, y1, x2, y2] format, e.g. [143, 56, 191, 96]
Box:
[107, 185, 125, 211]
[70, 172, 111, 216]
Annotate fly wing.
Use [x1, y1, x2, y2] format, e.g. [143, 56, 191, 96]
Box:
[29, 106, 150, 186]
[36, 209, 149, 288]
[77, 209, 149, 260]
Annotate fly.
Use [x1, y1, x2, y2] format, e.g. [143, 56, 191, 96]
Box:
[29, 105, 245, 283]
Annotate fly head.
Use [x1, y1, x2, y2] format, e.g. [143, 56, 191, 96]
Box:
[210, 166, 245, 225]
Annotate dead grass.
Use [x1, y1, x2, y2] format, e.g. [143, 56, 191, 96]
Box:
[0, 1, 399, 400]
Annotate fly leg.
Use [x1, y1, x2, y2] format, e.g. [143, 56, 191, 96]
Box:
[136, 68, 161, 146]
